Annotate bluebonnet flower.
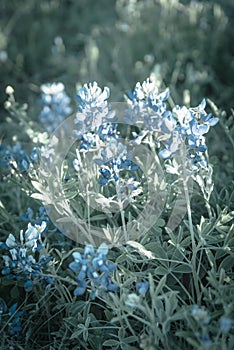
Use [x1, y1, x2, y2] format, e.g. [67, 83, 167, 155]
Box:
[19, 206, 72, 248]
[200, 333, 212, 347]
[220, 316, 232, 333]
[126, 78, 170, 129]
[69, 243, 117, 299]
[74, 82, 116, 138]
[126, 78, 218, 172]
[95, 139, 139, 185]
[0, 222, 53, 291]
[97, 123, 119, 142]
[79, 132, 96, 151]
[0, 300, 24, 336]
[33, 135, 58, 166]
[191, 305, 213, 347]
[8, 303, 24, 336]
[191, 304, 210, 325]
[39, 82, 72, 133]
[74, 123, 119, 153]
[125, 293, 141, 307]
[158, 130, 182, 160]
[125, 281, 149, 308]
[116, 177, 142, 202]
[0, 142, 38, 172]
[136, 281, 149, 296]
[20, 206, 51, 232]
[159, 99, 218, 171]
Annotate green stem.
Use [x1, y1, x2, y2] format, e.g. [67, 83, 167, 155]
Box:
[183, 178, 200, 300]
[116, 180, 128, 242]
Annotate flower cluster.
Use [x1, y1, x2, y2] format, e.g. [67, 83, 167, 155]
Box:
[0, 299, 24, 336]
[74, 82, 115, 137]
[126, 78, 170, 128]
[39, 82, 72, 133]
[191, 304, 211, 346]
[0, 142, 38, 172]
[127, 79, 219, 171]
[159, 99, 219, 171]
[19, 206, 73, 248]
[69, 243, 117, 299]
[95, 138, 139, 185]
[73, 82, 117, 154]
[125, 281, 149, 307]
[20, 206, 51, 231]
[0, 222, 53, 291]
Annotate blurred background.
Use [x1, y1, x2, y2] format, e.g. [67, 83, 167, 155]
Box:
[0, 0, 233, 108]
[0, 0, 234, 182]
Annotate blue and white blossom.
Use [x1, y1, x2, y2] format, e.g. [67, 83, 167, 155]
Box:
[95, 139, 139, 185]
[0, 222, 53, 291]
[0, 300, 24, 336]
[126, 78, 170, 129]
[69, 243, 117, 299]
[74, 82, 116, 138]
[39, 82, 72, 133]
[0, 142, 38, 172]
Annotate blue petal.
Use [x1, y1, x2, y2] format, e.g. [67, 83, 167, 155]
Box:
[69, 261, 81, 273]
[209, 117, 219, 126]
[159, 149, 172, 159]
[6, 234, 17, 248]
[97, 243, 108, 256]
[99, 177, 108, 186]
[24, 280, 33, 292]
[9, 303, 18, 315]
[158, 88, 170, 101]
[74, 286, 86, 296]
[136, 282, 149, 295]
[84, 244, 95, 257]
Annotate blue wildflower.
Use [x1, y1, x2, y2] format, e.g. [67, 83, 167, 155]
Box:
[136, 282, 149, 296]
[0, 142, 38, 172]
[159, 99, 219, 171]
[95, 139, 139, 185]
[0, 300, 24, 336]
[0, 222, 53, 291]
[220, 316, 232, 333]
[126, 78, 170, 128]
[200, 333, 212, 347]
[116, 177, 142, 202]
[39, 82, 72, 133]
[20, 206, 51, 231]
[74, 82, 116, 137]
[69, 243, 117, 299]
[125, 293, 141, 307]
[97, 123, 119, 142]
[79, 132, 96, 151]
[8, 303, 24, 336]
[191, 305, 210, 325]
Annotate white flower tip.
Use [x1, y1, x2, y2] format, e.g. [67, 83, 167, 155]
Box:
[6, 86, 14, 95]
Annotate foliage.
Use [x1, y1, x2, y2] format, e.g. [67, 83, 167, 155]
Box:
[0, 1, 234, 349]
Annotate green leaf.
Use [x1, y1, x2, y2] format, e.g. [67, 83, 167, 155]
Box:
[154, 266, 169, 275]
[103, 339, 120, 346]
[155, 275, 167, 295]
[31, 193, 47, 201]
[219, 255, 234, 272]
[219, 211, 234, 224]
[10, 285, 20, 299]
[31, 180, 45, 193]
[172, 264, 192, 273]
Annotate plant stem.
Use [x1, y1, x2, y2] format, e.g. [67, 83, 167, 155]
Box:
[183, 177, 200, 301]
[116, 181, 128, 242]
